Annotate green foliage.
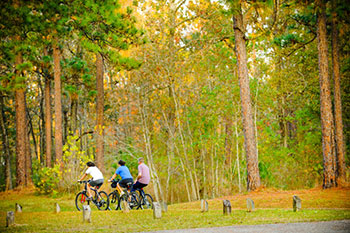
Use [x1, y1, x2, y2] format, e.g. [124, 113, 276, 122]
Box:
[62, 134, 93, 191]
[32, 161, 62, 194]
[273, 33, 302, 47]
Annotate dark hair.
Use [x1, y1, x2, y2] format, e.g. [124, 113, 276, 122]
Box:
[86, 161, 95, 167]
[118, 160, 126, 166]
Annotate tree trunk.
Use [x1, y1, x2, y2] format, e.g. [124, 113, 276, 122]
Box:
[95, 52, 104, 171]
[233, 8, 261, 191]
[224, 117, 233, 167]
[316, 0, 336, 188]
[38, 76, 44, 164]
[70, 92, 78, 134]
[53, 38, 63, 167]
[235, 108, 242, 193]
[44, 76, 52, 167]
[0, 95, 13, 190]
[171, 85, 197, 200]
[15, 52, 26, 188]
[331, 0, 346, 185]
[25, 110, 32, 185]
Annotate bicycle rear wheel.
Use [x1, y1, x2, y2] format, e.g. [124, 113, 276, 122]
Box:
[96, 191, 109, 210]
[108, 191, 119, 210]
[119, 192, 139, 210]
[142, 194, 153, 209]
[75, 191, 89, 211]
[129, 192, 140, 209]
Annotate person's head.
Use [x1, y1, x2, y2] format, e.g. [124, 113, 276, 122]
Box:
[86, 161, 95, 167]
[138, 157, 144, 164]
[118, 160, 126, 166]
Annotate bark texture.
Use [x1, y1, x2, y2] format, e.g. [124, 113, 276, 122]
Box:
[317, 0, 336, 188]
[331, 0, 346, 185]
[233, 9, 261, 191]
[25, 110, 31, 185]
[53, 38, 63, 166]
[44, 77, 52, 167]
[43, 47, 52, 167]
[0, 95, 12, 190]
[15, 52, 26, 187]
[95, 52, 104, 171]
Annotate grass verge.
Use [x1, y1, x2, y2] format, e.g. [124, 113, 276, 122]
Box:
[0, 187, 349, 232]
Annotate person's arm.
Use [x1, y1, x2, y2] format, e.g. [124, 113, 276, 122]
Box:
[135, 166, 142, 183]
[135, 172, 142, 182]
[108, 173, 117, 182]
[78, 173, 87, 182]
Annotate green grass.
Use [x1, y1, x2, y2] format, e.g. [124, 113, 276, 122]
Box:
[0, 188, 349, 232]
[1, 209, 349, 232]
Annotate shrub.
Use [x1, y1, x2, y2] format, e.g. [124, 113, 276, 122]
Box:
[32, 161, 62, 194]
[61, 134, 93, 192]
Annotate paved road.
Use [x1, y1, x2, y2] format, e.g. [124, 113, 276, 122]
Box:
[146, 220, 350, 233]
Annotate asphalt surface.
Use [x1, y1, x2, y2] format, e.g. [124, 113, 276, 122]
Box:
[145, 220, 350, 233]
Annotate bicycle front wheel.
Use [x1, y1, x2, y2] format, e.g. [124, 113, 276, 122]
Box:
[142, 194, 153, 209]
[119, 194, 128, 211]
[75, 191, 88, 211]
[96, 191, 109, 210]
[108, 191, 119, 210]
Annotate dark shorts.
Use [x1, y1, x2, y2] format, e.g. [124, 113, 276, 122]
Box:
[89, 179, 103, 187]
[131, 181, 148, 192]
[119, 178, 133, 189]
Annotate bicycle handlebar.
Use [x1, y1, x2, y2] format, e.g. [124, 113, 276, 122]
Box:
[108, 178, 120, 182]
[78, 180, 90, 184]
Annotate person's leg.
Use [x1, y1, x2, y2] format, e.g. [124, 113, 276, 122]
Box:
[87, 183, 93, 198]
[131, 181, 142, 192]
[117, 182, 124, 195]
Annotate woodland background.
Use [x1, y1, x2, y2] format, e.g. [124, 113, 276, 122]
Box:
[0, 0, 349, 204]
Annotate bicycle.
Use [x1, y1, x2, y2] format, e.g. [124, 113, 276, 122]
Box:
[135, 187, 153, 210]
[75, 180, 109, 211]
[108, 179, 139, 210]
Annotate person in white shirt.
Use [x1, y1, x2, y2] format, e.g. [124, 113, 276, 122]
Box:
[78, 161, 104, 200]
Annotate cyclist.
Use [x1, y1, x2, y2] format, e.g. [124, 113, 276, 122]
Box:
[108, 160, 133, 196]
[78, 161, 104, 200]
[131, 157, 150, 192]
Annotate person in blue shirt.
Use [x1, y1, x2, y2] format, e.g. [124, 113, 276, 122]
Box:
[108, 160, 133, 196]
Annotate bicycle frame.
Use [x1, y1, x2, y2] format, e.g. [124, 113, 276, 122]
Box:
[76, 180, 109, 211]
[81, 181, 101, 202]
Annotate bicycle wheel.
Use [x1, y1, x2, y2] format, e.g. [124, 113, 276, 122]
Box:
[129, 192, 140, 209]
[108, 191, 119, 210]
[96, 191, 109, 210]
[75, 191, 89, 211]
[142, 194, 153, 209]
[119, 194, 128, 211]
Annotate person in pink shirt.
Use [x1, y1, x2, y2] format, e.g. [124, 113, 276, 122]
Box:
[131, 157, 150, 192]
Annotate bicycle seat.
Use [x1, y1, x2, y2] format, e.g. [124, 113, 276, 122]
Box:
[126, 182, 133, 189]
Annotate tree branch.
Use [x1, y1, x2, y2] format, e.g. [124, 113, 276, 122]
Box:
[75, 131, 94, 141]
[286, 34, 317, 57]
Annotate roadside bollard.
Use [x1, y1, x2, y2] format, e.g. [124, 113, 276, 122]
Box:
[83, 205, 91, 223]
[293, 195, 301, 212]
[6, 211, 15, 227]
[223, 200, 231, 215]
[15, 203, 22, 213]
[247, 198, 255, 212]
[153, 202, 162, 219]
[55, 203, 60, 213]
[201, 199, 208, 212]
